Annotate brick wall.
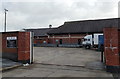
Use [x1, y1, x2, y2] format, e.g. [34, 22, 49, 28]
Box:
[104, 27, 120, 72]
[2, 33, 18, 54]
[118, 30, 120, 66]
[0, 33, 2, 57]
[70, 38, 79, 44]
[18, 32, 30, 63]
[2, 32, 32, 63]
[2, 32, 18, 61]
[118, 30, 120, 49]
[48, 34, 86, 44]
[34, 36, 48, 44]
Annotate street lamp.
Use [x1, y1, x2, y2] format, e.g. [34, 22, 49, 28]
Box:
[4, 9, 8, 32]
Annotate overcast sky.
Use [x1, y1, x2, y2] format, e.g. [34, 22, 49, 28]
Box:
[0, 0, 119, 32]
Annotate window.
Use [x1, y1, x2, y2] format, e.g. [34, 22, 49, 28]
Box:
[7, 37, 17, 48]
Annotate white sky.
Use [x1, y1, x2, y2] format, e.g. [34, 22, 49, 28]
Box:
[0, 0, 119, 32]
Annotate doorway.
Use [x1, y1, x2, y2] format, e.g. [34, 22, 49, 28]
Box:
[78, 39, 82, 45]
[59, 39, 62, 44]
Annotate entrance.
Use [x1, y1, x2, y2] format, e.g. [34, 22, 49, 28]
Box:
[78, 39, 82, 45]
[59, 39, 62, 44]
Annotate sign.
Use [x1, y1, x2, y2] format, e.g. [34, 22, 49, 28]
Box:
[7, 37, 17, 48]
[7, 37, 17, 40]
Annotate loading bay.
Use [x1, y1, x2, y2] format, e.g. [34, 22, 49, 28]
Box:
[2, 47, 115, 77]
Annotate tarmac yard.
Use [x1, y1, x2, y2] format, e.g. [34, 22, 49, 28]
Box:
[2, 47, 113, 77]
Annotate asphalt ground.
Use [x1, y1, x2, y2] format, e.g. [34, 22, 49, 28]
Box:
[2, 47, 114, 77]
[0, 58, 22, 71]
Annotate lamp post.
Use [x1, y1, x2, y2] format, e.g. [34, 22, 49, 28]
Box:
[4, 9, 8, 32]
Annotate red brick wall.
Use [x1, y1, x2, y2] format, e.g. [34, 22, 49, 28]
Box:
[34, 37, 48, 44]
[48, 34, 86, 44]
[118, 30, 120, 50]
[18, 32, 30, 61]
[118, 30, 120, 66]
[2, 32, 31, 63]
[0, 34, 2, 53]
[70, 38, 79, 44]
[104, 27, 120, 66]
[2, 33, 18, 54]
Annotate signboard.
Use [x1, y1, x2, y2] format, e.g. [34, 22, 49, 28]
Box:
[7, 37, 17, 40]
[7, 37, 17, 48]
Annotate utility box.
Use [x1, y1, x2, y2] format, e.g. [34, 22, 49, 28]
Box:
[1, 31, 34, 64]
[104, 27, 120, 73]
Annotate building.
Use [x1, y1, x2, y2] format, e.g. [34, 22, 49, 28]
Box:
[25, 28, 57, 46]
[48, 18, 119, 47]
[25, 18, 119, 47]
[1, 31, 33, 64]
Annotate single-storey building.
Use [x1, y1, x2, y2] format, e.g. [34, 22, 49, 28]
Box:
[25, 18, 119, 47]
[25, 28, 57, 46]
[1, 31, 33, 64]
[47, 18, 119, 46]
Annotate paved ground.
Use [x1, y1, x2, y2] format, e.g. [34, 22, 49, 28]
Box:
[2, 47, 113, 77]
[2, 64, 113, 77]
[34, 47, 101, 67]
[0, 58, 22, 71]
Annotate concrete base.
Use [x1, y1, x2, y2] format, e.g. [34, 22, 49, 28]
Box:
[106, 66, 120, 73]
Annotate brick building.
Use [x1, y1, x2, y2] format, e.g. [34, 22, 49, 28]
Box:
[25, 18, 119, 47]
[25, 28, 57, 46]
[48, 18, 119, 47]
[1, 31, 33, 64]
